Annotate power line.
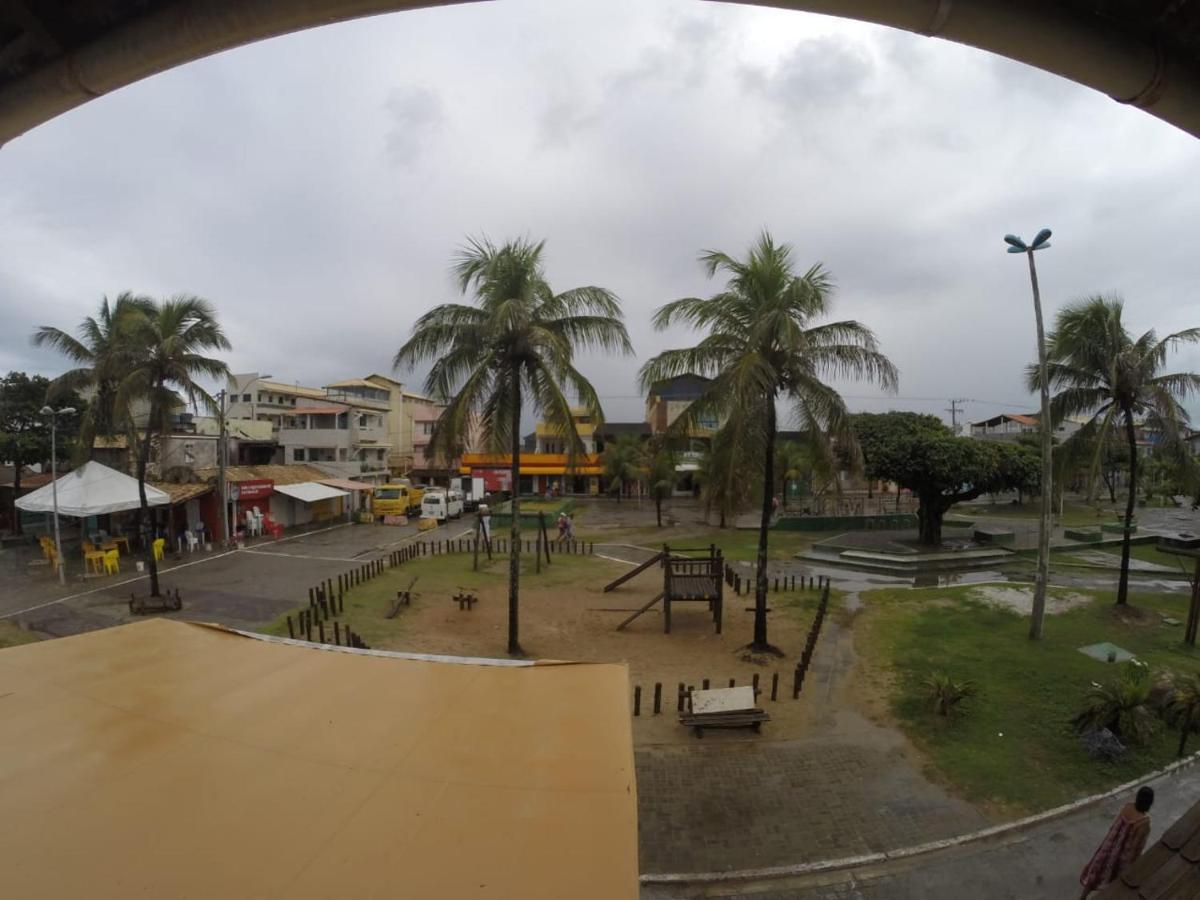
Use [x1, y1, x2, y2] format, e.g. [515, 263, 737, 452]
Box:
[589, 392, 1035, 410]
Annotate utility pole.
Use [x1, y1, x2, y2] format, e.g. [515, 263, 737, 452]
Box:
[1005, 228, 1054, 641]
[945, 398, 969, 435]
[217, 389, 228, 548]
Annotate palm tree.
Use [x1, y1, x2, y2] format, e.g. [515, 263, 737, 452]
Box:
[32, 292, 156, 459]
[644, 438, 677, 527]
[1071, 664, 1159, 746]
[602, 433, 642, 502]
[394, 236, 632, 656]
[640, 231, 897, 653]
[1161, 672, 1200, 758]
[696, 423, 754, 528]
[1031, 296, 1200, 605]
[117, 297, 231, 598]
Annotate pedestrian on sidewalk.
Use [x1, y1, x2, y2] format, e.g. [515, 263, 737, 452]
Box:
[1078, 785, 1154, 898]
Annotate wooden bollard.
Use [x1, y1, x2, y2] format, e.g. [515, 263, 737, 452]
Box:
[306, 619, 313, 642]
[773, 577, 778, 593]
[318, 620, 325, 644]
[334, 621, 341, 645]
[308, 586, 315, 605]
[770, 672, 779, 701]
[633, 685, 642, 717]
[677, 683, 686, 713]
[286, 615, 295, 639]
[338, 573, 343, 594]
[728, 677, 736, 688]
[792, 666, 802, 699]
[702, 678, 710, 690]
[752, 673, 760, 697]
[653, 683, 662, 715]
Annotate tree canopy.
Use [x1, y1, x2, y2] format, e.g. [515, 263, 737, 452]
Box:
[854, 411, 1039, 545]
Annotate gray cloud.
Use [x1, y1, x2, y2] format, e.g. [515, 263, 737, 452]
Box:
[1, 0, 1198, 431]
[383, 85, 444, 165]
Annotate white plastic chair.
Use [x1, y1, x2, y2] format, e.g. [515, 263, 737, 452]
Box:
[184, 531, 199, 553]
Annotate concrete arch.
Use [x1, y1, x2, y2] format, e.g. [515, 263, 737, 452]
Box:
[1, 1, 1199, 147]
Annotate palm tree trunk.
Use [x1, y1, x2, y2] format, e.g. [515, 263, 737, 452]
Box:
[507, 378, 523, 657]
[1117, 408, 1138, 606]
[135, 410, 160, 597]
[752, 400, 778, 652]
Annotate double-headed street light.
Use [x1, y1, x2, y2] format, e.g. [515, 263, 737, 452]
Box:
[40, 405, 76, 585]
[1005, 228, 1052, 640]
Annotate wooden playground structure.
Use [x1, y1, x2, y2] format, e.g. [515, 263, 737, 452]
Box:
[605, 544, 724, 634]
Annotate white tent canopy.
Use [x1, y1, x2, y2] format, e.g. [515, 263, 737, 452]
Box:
[15, 460, 169, 517]
[273, 482, 349, 504]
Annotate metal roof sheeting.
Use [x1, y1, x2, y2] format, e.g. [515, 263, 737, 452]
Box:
[0, 619, 638, 899]
[273, 481, 349, 503]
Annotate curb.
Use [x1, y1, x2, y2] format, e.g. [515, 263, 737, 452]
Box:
[638, 751, 1200, 884]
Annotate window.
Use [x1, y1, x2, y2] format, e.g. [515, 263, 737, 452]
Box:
[339, 448, 348, 461]
[293, 448, 306, 461]
[242, 393, 251, 402]
[422, 422, 435, 435]
[697, 413, 718, 430]
[290, 397, 296, 405]
[183, 442, 195, 465]
[257, 393, 263, 403]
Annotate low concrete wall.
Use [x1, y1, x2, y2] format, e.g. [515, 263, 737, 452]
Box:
[774, 513, 917, 532]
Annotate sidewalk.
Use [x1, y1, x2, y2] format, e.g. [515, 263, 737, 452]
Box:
[641, 759, 1200, 899]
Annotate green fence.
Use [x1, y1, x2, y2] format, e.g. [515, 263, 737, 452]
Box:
[489, 497, 577, 528]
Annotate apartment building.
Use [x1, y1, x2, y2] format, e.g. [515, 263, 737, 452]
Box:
[226, 373, 391, 483]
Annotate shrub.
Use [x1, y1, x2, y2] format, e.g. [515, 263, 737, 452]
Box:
[1071, 663, 1159, 746]
[922, 671, 977, 717]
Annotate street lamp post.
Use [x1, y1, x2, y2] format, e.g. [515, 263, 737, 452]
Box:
[1005, 228, 1053, 640]
[40, 405, 76, 585]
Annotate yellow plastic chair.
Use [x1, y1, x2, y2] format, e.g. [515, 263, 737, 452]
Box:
[152, 538, 165, 562]
[84, 550, 106, 574]
[39, 536, 55, 561]
[103, 549, 120, 575]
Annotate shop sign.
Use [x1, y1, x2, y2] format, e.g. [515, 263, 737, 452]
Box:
[235, 479, 274, 501]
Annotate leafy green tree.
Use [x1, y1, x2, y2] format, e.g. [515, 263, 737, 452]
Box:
[854, 412, 1038, 545]
[116, 297, 230, 598]
[1071, 663, 1159, 746]
[32, 293, 156, 460]
[602, 433, 642, 502]
[775, 438, 833, 509]
[696, 429, 751, 528]
[394, 236, 632, 656]
[1161, 672, 1200, 758]
[0, 373, 81, 534]
[1031, 296, 1200, 605]
[641, 232, 897, 653]
[644, 438, 676, 527]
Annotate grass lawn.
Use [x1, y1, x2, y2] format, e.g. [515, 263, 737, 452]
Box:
[573, 521, 835, 562]
[964, 501, 1119, 527]
[858, 584, 1200, 817]
[1053, 543, 1195, 573]
[0, 621, 41, 649]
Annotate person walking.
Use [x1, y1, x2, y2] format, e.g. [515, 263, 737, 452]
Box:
[1078, 786, 1154, 898]
[555, 512, 568, 544]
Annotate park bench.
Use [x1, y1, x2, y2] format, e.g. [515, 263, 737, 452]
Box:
[680, 686, 770, 738]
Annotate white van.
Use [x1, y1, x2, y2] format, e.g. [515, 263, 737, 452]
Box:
[421, 489, 464, 523]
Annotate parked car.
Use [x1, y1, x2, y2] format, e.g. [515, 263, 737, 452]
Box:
[421, 489, 464, 523]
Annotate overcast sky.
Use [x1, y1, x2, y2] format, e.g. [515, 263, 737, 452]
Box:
[3, 0, 1199, 430]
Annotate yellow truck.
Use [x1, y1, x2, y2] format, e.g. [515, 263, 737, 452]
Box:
[371, 482, 424, 519]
